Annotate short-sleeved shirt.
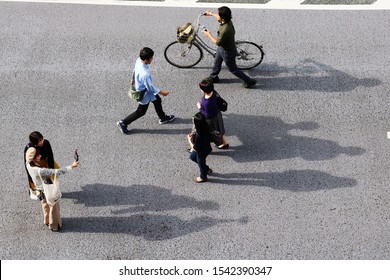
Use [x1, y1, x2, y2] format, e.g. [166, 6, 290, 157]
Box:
[216, 21, 236, 50]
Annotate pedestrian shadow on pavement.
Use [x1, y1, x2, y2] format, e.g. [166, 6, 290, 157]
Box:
[222, 114, 365, 163]
[61, 215, 248, 240]
[62, 184, 219, 212]
[129, 128, 190, 135]
[121, 118, 192, 135]
[61, 184, 246, 239]
[251, 59, 381, 92]
[209, 169, 357, 191]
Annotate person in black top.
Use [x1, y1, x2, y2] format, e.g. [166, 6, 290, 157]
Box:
[24, 131, 58, 190]
[187, 112, 213, 183]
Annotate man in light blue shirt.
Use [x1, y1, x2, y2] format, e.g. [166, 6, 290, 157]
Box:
[117, 47, 175, 134]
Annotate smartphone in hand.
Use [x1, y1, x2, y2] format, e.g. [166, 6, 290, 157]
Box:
[74, 149, 79, 161]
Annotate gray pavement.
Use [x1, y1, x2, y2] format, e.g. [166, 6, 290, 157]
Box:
[1, 2, 390, 259]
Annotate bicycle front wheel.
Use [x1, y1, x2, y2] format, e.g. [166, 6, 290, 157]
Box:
[164, 41, 203, 68]
[236, 41, 264, 70]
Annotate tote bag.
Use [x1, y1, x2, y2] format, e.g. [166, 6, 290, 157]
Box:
[38, 170, 62, 205]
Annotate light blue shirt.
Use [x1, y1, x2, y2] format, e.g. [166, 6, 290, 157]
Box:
[134, 58, 160, 105]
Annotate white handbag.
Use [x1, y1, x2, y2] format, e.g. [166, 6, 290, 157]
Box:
[38, 170, 62, 205]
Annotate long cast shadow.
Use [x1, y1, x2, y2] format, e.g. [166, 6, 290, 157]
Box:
[61, 215, 248, 240]
[60, 184, 244, 239]
[62, 184, 220, 213]
[222, 114, 365, 163]
[129, 128, 190, 135]
[209, 169, 357, 191]
[252, 59, 381, 92]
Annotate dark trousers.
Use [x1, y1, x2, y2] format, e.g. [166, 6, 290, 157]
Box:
[123, 95, 165, 125]
[190, 149, 211, 180]
[211, 47, 251, 83]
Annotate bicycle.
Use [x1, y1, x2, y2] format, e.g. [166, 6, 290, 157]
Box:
[164, 13, 264, 70]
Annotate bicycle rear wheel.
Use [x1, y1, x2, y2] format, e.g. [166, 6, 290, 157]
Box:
[236, 41, 264, 70]
[164, 41, 203, 68]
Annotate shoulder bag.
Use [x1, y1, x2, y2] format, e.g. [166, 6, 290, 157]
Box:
[128, 71, 146, 101]
[215, 91, 228, 112]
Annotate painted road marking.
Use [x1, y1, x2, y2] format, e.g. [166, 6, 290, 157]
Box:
[1, 0, 390, 9]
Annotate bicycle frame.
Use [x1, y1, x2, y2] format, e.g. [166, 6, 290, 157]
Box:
[190, 13, 217, 57]
[164, 13, 264, 69]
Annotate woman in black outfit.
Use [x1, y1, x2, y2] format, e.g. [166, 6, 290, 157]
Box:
[24, 131, 58, 189]
[187, 112, 213, 183]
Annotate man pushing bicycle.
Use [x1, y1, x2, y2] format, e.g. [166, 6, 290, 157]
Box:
[203, 6, 257, 88]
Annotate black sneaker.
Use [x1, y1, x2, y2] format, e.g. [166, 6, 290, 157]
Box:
[159, 115, 175, 124]
[243, 79, 257, 88]
[116, 120, 129, 134]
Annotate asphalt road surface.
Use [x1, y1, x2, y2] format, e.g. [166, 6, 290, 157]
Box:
[1, 1, 390, 259]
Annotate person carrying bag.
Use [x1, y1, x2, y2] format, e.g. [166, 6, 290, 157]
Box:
[38, 170, 61, 206]
[197, 78, 229, 149]
[25, 147, 80, 232]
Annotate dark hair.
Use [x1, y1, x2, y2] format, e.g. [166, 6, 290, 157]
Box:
[29, 131, 43, 146]
[140, 47, 154, 61]
[199, 79, 214, 93]
[193, 112, 209, 136]
[218, 6, 232, 23]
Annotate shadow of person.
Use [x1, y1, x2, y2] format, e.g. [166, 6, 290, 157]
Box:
[61, 215, 249, 240]
[223, 114, 365, 162]
[254, 59, 381, 92]
[210, 169, 357, 191]
[125, 128, 190, 135]
[62, 184, 220, 213]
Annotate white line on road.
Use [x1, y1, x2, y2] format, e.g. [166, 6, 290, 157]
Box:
[1, 0, 390, 10]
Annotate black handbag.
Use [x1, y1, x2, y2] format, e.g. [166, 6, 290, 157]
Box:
[209, 130, 223, 146]
[215, 92, 228, 112]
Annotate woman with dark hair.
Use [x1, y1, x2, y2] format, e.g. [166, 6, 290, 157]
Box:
[23, 131, 59, 190]
[187, 112, 212, 183]
[25, 147, 79, 231]
[197, 79, 229, 149]
[202, 6, 256, 88]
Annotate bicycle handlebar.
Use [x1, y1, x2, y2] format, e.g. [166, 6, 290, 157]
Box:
[196, 13, 208, 28]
